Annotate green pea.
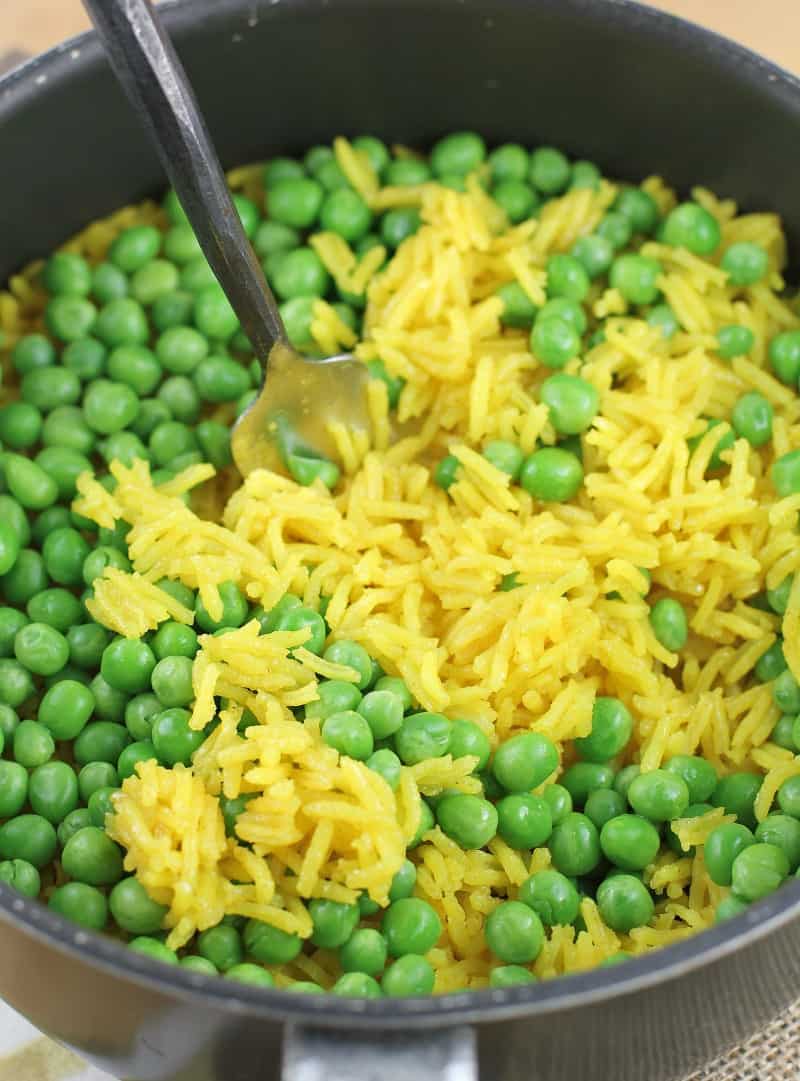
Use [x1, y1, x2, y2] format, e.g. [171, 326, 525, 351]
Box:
[646, 303, 679, 339]
[609, 254, 662, 305]
[394, 712, 451, 765]
[485, 900, 544, 963]
[0, 609, 28, 659]
[62, 825, 123, 886]
[109, 876, 168, 935]
[768, 329, 800, 383]
[364, 748, 399, 790]
[773, 669, 800, 715]
[37, 680, 93, 744]
[716, 324, 755, 361]
[542, 783, 573, 826]
[496, 282, 537, 328]
[196, 924, 244, 972]
[195, 581, 249, 632]
[489, 965, 536, 988]
[268, 178, 324, 228]
[599, 813, 661, 871]
[597, 873, 654, 932]
[223, 964, 273, 987]
[381, 954, 434, 996]
[13, 718, 54, 767]
[772, 448, 800, 498]
[82, 379, 139, 435]
[614, 187, 659, 234]
[571, 233, 614, 279]
[530, 316, 580, 369]
[518, 448, 583, 502]
[711, 772, 762, 829]
[731, 391, 773, 448]
[0, 858, 41, 898]
[518, 869, 580, 926]
[244, 918, 302, 964]
[0, 522, 20, 578]
[663, 755, 718, 804]
[384, 159, 431, 186]
[649, 597, 688, 652]
[12, 333, 55, 373]
[540, 374, 599, 435]
[0, 402, 42, 450]
[730, 842, 788, 902]
[493, 180, 537, 224]
[351, 135, 389, 176]
[483, 440, 524, 480]
[489, 143, 529, 183]
[117, 740, 156, 781]
[101, 637, 156, 694]
[110, 226, 161, 273]
[705, 822, 756, 885]
[319, 188, 373, 243]
[596, 212, 632, 250]
[91, 262, 128, 304]
[0, 703, 19, 743]
[180, 956, 218, 975]
[193, 285, 240, 341]
[546, 254, 590, 303]
[151, 708, 204, 766]
[28, 761, 79, 824]
[434, 454, 461, 491]
[770, 714, 797, 751]
[75, 718, 130, 764]
[548, 812, 601, 876]
[574, 697, 632, 762]
[721, 242, 768, 286]
[496, 793, 552, 849]
[755, 814, 800, 871]
[309, 899, 359, 948]
[128, 937, 178, 965]
[322, 709, 374, 760]
[431, 132, 486, 177]
[338, 928, 388, 977]
[0, 814, 57, 868]
[49, 882, 108, 931]
[304, 680, 362, 724]
[357, 690, 404, 739]
[491, 732, 558, 792]
[264, 157, 306, 188]
[756, 641, 787, 685]
[448, 719, 491, 770]
[529, 147, 570, 194]
[94, 297, 149, 348]
[45, 295, 97, 342]
[715, 895, 749, 922]
[628, 769, 689, 822]
[407, 800, 435, 849]
[274, 606, 327, 654]
[77, 761, 118, 803]
[130, 259, 180, 305]
[436, 794, 498, 849]
[569, 160, 601, 190]
[151, 289, 195, 330]
[382, 897, 441, 959]
[67, 622, 112, 670]
[0, 760, 29, 817]
[322, 640, 374, 689]
[584, 788, 627, 830]
[3, 454, 57, 511]
[662, 202, 720, 255]
[148, 655, 194, 709]
[0, 658, 35, 707]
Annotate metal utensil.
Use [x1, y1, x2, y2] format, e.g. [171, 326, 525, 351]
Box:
[82, 0, 371, 478]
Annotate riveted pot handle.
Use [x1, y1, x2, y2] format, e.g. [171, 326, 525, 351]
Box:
[282, 1024, 478, 1081]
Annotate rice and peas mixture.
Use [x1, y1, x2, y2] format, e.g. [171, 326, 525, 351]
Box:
[1, 131, 800, 997]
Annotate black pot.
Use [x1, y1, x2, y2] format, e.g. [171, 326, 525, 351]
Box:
[2, 2, 800, 1079]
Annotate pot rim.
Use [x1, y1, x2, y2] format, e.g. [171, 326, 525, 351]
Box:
[1, 0, 800, 1028]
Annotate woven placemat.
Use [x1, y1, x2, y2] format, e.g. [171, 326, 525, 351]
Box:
[686, 1000, 800, 1081]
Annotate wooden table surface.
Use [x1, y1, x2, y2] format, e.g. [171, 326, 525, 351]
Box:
[2, 0, 800, 74]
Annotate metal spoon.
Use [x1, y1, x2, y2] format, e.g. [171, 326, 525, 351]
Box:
[83, 0, 371, 478]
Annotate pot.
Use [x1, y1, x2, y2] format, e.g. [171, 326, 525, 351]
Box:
[1, 3, 800, 1079]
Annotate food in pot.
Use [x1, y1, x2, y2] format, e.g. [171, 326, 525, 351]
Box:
[0, 132, 799, 994]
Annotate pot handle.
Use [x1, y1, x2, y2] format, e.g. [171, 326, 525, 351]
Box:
[282, 1024, 478, 1081]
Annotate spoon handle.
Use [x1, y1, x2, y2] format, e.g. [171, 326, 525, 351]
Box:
[82, 0, 286, 358]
